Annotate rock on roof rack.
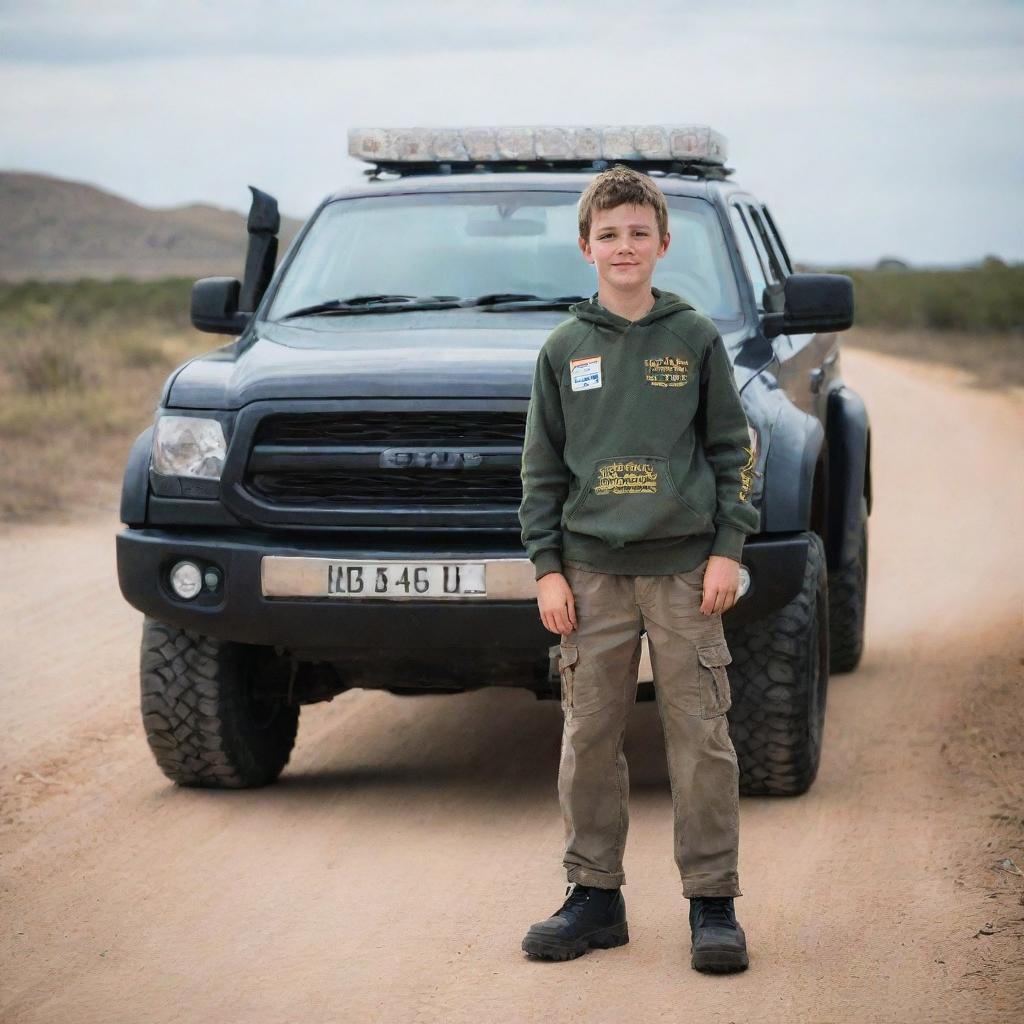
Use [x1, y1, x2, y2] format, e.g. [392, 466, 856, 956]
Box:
[348, 124, 733, 180]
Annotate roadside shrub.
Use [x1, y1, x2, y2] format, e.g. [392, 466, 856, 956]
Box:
[835, 264, 1024, 332]
[0, 278, 193, 334]
[9, 343, 86, 393]
[115, 334, 169, 369]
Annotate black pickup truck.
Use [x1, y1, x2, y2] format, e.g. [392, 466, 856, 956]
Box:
[116, 124, 869, 796]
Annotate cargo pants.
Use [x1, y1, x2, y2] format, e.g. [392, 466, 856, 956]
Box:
[556, 558, 742, 898]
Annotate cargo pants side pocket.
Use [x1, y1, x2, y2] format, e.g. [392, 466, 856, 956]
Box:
[696, 641, 733, 719]
[559, 642, 579, 714]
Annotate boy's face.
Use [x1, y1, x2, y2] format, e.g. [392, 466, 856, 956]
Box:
[578, 201, 670, 290]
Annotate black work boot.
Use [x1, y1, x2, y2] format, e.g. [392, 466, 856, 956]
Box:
[688, 896, 749, 973]
[521, 883, 629, 961]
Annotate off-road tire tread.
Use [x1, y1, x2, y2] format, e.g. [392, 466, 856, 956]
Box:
[140, 617, 299, 788]
[725, 532, 829, 796]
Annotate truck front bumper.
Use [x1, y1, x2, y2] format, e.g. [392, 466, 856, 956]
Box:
[116, 528, 810, 654]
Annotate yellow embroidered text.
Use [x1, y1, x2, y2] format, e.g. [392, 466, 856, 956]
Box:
[738, 445, 755, 502]
[595, 461, 659, 495]
[644, 356, 690, 387]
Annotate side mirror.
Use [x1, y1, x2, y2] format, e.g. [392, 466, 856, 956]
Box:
[763, 273, 854, 339]
[191, 277, 250, 335]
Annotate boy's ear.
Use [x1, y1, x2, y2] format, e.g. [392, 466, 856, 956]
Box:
[578, 235, 594, 264]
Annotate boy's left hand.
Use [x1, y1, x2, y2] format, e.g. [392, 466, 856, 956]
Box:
[700, 554, 740, 616]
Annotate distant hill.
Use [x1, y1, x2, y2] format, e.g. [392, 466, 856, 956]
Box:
[0, 171, 304, 281]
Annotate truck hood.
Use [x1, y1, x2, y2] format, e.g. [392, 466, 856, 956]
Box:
[164, 310, 761, 409]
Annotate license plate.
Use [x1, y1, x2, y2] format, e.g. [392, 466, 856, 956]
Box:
[326, 561, 485, 598]
[262, 558, 487, 599]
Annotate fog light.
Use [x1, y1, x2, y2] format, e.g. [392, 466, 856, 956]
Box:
[203, 568, 221, 592]
[170, 560, 202, 600]
[737, 565, 751, 599]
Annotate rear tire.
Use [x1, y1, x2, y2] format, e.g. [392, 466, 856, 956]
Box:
[828, 497, 868, 674]
[725, 531, 830, 796]
[140, 617, 299, 788]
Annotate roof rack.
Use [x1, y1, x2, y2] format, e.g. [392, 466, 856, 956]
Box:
[348, 125, 734, 180]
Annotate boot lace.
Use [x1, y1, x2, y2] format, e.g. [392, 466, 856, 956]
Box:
[559, 883, 591, 913]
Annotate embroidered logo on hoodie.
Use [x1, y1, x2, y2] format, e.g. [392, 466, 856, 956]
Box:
[644, 355, 690, 387]
[594, 460, 659, 495]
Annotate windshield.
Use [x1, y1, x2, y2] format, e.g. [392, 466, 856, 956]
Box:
[266, 190, 741, 321]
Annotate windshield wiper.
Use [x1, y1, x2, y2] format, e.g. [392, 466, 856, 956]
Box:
[463, 293, 587, 310]
[280, 292, 585, 320]
[465, 292, 543, 305]
[280, 295, 461, 319]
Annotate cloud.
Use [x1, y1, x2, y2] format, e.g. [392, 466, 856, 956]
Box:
[5, 0, 1020, 65]
[1, 0, 1022, 263]
[0, 0, 583, 63]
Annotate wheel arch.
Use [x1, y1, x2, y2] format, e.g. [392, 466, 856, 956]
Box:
[825, 385, 871, 567]
[120, 425, 153, 527]
[759, 403, 825, 538]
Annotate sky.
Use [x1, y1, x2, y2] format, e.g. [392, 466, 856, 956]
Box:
[2, 0, 1023, 266]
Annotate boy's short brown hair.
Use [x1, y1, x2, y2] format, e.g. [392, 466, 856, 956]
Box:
[577, 164, 669, 242]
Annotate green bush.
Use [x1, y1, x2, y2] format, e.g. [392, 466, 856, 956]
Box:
[833, 265, 1024, 332]
[0, 278, 193, 335]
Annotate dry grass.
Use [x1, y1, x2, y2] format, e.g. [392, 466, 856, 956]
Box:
[843, 326, 1024, 391]
[834, 261, 1024, 333]
[0, 324, 210, 521]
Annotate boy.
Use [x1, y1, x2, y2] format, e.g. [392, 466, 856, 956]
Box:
[517, 165, 759, 973]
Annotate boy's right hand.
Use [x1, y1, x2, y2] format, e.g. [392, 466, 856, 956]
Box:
[537, 572, 578, 635]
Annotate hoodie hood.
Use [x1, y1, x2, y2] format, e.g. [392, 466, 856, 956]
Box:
[569, 286, 695, 333]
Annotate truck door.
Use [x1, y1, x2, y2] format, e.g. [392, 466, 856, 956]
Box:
[760, 202, 840, 410]
[729, 199, 829, 418]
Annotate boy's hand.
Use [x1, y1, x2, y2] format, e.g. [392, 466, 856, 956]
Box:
[700, 555, 740, 616]
[537, 572, 578, 635]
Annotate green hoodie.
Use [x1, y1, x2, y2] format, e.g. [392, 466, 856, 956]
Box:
[518, 286, 759, 579]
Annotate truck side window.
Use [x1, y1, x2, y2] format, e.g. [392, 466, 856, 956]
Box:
[729, 204, 769, 310]
[747, 205, 788, 282]
[761, 205, 794, 275]
[738, 204, 783, 287]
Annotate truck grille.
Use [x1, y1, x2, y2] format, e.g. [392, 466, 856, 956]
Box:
[256, 411, 525, 446]
[242, 411, 526, 513]
[249, 469, 522, 506]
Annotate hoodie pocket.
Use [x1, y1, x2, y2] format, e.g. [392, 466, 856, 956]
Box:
[565, 455, 713, 549]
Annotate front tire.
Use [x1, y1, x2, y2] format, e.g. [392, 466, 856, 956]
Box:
[725, 531, 830, 796]
[140, 617, 299, 788]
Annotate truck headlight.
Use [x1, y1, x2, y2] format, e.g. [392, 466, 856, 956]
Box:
[152, 416, 226, 479]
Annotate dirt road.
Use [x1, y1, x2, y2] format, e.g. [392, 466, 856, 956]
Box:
[1, 348, 1022, 1024]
